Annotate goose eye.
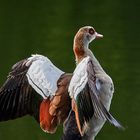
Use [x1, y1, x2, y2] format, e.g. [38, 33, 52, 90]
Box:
[89, 28, 95, 35]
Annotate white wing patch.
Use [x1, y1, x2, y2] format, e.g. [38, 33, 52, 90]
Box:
[69, 56, 90, 100]
[26, 54, 64, 99]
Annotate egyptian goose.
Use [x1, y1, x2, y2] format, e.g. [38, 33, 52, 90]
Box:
[67, 26, 123, 139]
[0, 54, 72, 134]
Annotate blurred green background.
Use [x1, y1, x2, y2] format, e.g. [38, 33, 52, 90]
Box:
[0, 0, 139, 139]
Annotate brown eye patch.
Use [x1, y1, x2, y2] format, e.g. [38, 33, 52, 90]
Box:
[89, 28, 95, 35]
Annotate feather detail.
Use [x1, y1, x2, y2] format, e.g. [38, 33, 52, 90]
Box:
[0, 59, 42, 122]
[26, 54, 64, 99]
[39, 99, 57, 133]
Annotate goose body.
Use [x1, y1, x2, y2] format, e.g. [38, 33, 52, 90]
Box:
[67, 26, 123, 140]
[0, 54, 72, 133]
[69, 56, 114, 139]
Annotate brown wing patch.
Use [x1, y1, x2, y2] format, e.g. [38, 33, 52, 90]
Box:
[49, 73, 72, 128]
[40, 99, 57, 133]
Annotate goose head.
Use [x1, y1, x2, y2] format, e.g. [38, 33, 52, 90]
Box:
[73, 26, 103, 63]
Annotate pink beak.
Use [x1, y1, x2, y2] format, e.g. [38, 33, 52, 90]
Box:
[96, 32, 103, 39]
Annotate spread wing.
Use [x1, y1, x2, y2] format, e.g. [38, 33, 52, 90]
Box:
[69, 56, 123, 136]
[0, 54, 64, 122]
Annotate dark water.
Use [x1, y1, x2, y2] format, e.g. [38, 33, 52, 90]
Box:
[0, 0, 139, 139]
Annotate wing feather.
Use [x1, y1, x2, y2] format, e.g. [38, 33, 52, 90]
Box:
[26, 55, 64, 99]
[0, 58, 42, 121]
[87, 60, 124, 129]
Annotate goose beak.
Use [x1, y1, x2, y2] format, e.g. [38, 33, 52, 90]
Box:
[95, 32, 103, 39]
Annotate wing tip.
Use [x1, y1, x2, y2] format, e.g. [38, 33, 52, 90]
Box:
[108, 115, 125, 131]
[113, 120, 125, 131]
